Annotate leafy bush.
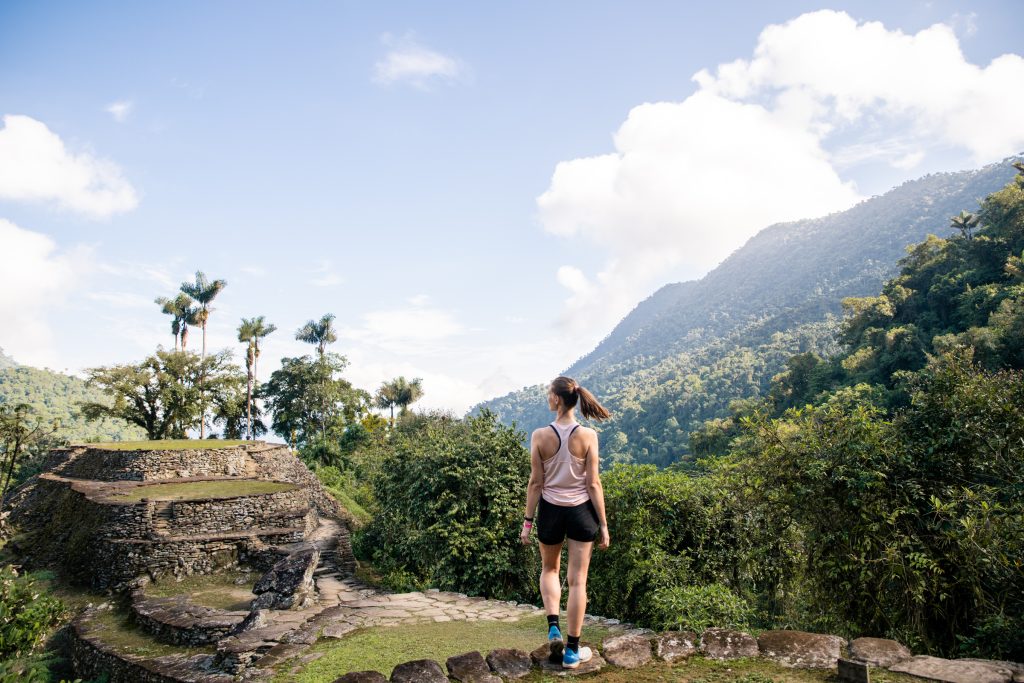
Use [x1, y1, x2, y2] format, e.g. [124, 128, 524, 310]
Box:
[647, 583, 752, 632]
[0, 565, 65, 659]
[354, 410, 537, 602]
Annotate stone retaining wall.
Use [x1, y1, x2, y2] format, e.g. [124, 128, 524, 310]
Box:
[147, 487, 311, 537]
[50, 446, 253, 482]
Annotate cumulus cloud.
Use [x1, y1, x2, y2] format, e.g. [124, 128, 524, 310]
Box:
[105, 100, 133, 122]
[0, 115, 139, 218]
[373, 34, 465, 89]
[539, 9, 1024, 342]
[0, 219, 91, 366]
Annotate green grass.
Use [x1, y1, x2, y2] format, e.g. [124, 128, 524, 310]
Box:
[83, 439, 254, 451]
[279, 615, 619, 682]
[143, 570, 256, 611]
[89, 608, 214, 659]
[112, 479, 297, 501]
[326, 486, 371, 525]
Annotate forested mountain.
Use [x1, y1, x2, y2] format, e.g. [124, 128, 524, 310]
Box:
[0, 351, 144, 443]
[474, 157, 1022, 466]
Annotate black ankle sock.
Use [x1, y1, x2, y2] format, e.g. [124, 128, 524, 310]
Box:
[547, 614, 560, 631]
[567, 634, 580, 652]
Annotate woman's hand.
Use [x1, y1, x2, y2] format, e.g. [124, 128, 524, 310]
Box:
[597, 524, 610, 550]
[520, 522, 533, 545]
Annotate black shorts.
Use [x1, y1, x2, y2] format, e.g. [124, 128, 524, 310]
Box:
[536, 496, 599, 545]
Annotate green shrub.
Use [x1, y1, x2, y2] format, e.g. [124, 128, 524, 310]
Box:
[646, 583, 752, 632]
[0, 565, 65, 660]
[355, 410, 537, 602]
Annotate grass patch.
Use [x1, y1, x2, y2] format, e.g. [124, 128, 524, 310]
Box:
[144, 570, 256, 611]
[517, 657, 925, 682]
[89, 608, 214, 659]
[84, 439, 254, 451]
[112, 479, 297, 501]
[280, 615, 618, 682]
[326, 486, 371, 526]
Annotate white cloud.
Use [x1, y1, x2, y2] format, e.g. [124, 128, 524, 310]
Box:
[0, 219, 91, 366]
[539, 9, 1024, 342]
[340, 306, 465, 353]
[0, 114, 139, 219]
[307, 260, 343, 287]
[373, 34, 465, 89]
[105, 100, 133, 123]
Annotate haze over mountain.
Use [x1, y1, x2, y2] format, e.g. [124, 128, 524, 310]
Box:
[473, 158, 1022, 466]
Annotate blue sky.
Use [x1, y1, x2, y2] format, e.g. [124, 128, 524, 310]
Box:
[1, 0, 1022, 415]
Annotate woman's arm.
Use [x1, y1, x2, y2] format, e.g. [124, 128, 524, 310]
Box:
[521, 430, 545, 545]
[584, 430, 610, 549]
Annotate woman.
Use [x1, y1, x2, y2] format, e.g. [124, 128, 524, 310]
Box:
[520, 375, 611, 669]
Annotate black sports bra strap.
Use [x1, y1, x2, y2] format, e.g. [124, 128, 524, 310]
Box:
[549, 424, 561, 452]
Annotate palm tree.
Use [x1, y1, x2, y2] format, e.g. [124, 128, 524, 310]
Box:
[950, 210, 980, 241]
[180, 271, 227, 438]
[155, 293, 195, 351]
[295, 314, 338, 357]
[375, 376, 424, 426]
[238, 316, 277, 440]
[180, 271, 227, 359]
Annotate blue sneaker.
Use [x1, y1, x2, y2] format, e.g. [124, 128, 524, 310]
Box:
[548, 624, 562, 641]
[562, 645, 593, 669]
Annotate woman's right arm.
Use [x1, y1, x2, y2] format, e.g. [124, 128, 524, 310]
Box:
[521, 430, 544, 545]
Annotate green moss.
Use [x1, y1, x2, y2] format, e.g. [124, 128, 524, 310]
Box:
[84, 439, 253, 451]
[88, 608, 213, 659]
[111, 479, 297, 501]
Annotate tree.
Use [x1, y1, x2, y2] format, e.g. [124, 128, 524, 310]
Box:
[155, 293, 198, 351]
[82, 350, 245, 440]
[295, 314, 338, 357]
[237, 316, 277, 440]
[262, 353, 369, 445]
[375, 376, 424, 426]
[0, 403, 58, 502]
[180, 271, 227, 438]
[950, 210, 981, 240]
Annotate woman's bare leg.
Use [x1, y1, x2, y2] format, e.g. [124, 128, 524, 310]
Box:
[539, 542, 562, 618]
[565, 539, 593, 638]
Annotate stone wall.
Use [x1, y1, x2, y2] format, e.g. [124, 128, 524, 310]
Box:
[51, 446, 252, 482]
[145, 486, 310, 537]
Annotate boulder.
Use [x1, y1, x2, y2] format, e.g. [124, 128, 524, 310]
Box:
[890, 655, 1015, 683]
[700, 628, 759, 660]
[390, 659, 448, 683]
[757, 630, 844, 669]
[446, 650, 501, 683]
[485, 648, 532, 679]
[229, 609, 269, 636]
[654, 631, 698, 663]
[848, 636, 912, 667]
[251, 546, 319, 610]
[332, 673, 388, 683]
[602, 633, 652, 669]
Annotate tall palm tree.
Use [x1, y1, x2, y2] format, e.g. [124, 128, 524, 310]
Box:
[295, 314, 338, 357]
[950, 210, 980, 241]
[238, 316, 277, 440]
[375, 376, 424, 426]
[155, 293, 195, 351]
[180, 271, 227, 438]
[180, 271, 227, 359]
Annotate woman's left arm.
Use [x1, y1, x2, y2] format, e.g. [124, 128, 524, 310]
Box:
[584, 431, 610, 550]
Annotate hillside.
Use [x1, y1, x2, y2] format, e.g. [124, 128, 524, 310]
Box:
[0, 351, 144, 443]
[474, 157, 1023, 466]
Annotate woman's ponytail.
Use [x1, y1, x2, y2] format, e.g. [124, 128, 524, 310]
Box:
[576, 385, 611, 421]
[550, 375, 611, 421]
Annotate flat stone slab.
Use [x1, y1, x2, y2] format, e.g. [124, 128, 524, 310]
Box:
[848, 637, 912, 667]
[531, 641, 606, 676]
[700, 628, 759, 660]
[332, 673, 388, 683]
[602, 632, 652, 668]
[654, 631, 698, 663]
[757, 630, 844, 668]
[446, 650, 501, 682]
[890, 655, 1015, 683]
[390, 658, 448, 683]
[486, 648, 532, 679]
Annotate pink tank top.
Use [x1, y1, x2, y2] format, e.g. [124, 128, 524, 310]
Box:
[541, 420, 590, 506]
